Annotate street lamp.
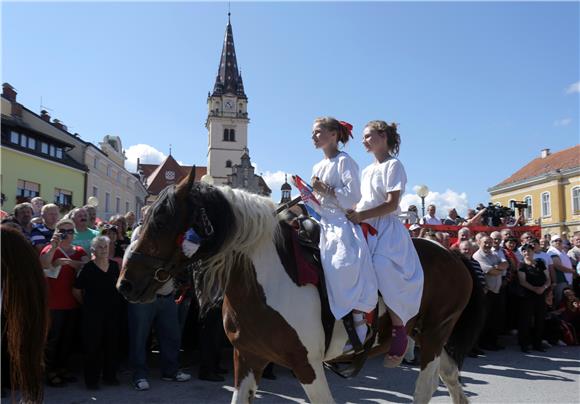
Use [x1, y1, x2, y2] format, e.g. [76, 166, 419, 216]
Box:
[417, 185, 430, 217]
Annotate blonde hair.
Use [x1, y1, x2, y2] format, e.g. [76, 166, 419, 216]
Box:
[55, 218, 75, 230]
[365, 120, 401, 156]
[41, 203, 59, 214]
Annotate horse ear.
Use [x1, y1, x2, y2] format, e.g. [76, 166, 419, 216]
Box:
[177, 165, 196, 194]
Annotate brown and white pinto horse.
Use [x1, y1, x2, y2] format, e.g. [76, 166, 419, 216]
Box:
[118, 170, 485, 404]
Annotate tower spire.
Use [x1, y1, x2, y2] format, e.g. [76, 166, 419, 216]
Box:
[212, 13, 247, 99]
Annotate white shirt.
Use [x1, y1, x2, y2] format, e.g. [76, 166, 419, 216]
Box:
[548, 246, 573, 284]
[534, 251, 553, 268]
[422, 215, 441, 225]
[357, 157, 406, 214]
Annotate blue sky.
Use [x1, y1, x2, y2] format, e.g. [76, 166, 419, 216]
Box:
[3, 1, 579, 216]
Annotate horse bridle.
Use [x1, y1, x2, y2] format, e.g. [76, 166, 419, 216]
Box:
[126, 207, 214, 284]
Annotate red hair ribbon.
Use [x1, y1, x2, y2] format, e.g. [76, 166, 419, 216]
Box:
[339, 121, 353, 138]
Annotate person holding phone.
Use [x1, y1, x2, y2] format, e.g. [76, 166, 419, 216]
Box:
[40, 218, 89, 387]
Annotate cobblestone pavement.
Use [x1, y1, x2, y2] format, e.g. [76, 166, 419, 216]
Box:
[4, 340, 580, 403]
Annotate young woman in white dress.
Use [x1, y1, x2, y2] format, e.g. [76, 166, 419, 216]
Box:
[346, 120, 424, 367]
[310, 116, 377, 348]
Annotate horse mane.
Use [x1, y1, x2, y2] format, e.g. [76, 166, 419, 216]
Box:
[199, 186, 279, 304]
[1, 226, 48, 403]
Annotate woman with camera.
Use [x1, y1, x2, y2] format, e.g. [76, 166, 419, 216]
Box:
[40, 218, 89, 387]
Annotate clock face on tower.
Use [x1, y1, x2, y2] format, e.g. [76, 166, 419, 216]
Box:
[224, 99, 235, 112]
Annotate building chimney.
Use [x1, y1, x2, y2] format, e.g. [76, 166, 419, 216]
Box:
[541, 148, 551, 159]
[40, 109, 51, 122]
[52, 118, 67, 131]
[2, 83, 17, 102]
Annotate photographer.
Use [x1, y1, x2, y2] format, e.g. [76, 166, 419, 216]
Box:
[40, 218, 89, 387]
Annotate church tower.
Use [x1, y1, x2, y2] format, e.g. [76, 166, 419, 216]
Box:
[206, 13, 249, 185]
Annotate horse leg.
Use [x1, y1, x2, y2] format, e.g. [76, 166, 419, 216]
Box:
[413, 330, 445, 404]
[439, 349, 469, 404]
[231, 348, 267, 404]
[299, 360, 335, 404]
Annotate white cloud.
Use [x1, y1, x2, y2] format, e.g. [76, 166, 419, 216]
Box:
[125, 144, 167, 172]
[401, 186, 470, 217]
[553, 118, 572, 127]
[565, 81, 580, 94]
[262, 170, 288, 192]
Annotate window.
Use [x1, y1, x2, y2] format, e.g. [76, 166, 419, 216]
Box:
[17, 180, 40, 199]
[55, 147, 63, 159]
[93, 158, 98, 169]
[54, 188, 73, 206]
[541, 192, 551, 217]
[223, 128, 235, 142]
[226, 160, 232, 168]
[49, 145, 55, 157]
[105, 192, 111, 212]
[524, 196, 532, 220]
[116, 172, 121, 182]
[115, 197, 120, 213]
[125, 201, 130, 213]
[107, 166, 111, 177]
[20, 134, 27, 148]
[10, 131, 18, 144]
[573, 187, 580, 214]
[27, 137, 36, 150]
[41, 142, 48, 154]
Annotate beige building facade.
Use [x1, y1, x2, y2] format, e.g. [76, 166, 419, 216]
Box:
[85, 136, 147, 221]
[489, 146, 580, 236]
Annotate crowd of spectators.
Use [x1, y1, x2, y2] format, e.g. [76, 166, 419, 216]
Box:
[406, 207, 580, 356]
[2, 198, 578, 396]
[1, 200, 246, 394]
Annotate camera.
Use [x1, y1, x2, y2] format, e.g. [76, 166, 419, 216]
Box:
[479, 202, 515, 226]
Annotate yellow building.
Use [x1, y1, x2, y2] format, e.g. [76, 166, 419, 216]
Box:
[488, 145, 580, 236]
[1, 83, 87, 213]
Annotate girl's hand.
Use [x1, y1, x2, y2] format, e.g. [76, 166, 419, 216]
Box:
[311, 177, 328, 195]
[346, 209, 363, 224]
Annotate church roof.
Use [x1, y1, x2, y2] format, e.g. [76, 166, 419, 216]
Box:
[138, 155, 206, 195]
[212, 14, 247, 99]
[281, 174, 291, 190]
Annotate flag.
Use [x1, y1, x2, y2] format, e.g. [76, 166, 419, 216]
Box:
[291, 175, 321, 220]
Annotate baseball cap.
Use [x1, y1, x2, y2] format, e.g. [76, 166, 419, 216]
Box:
[409, 224, 421, 231]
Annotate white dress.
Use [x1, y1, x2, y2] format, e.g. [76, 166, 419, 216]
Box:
[356, 157, 424, 325]
[312, 152, 378, 320]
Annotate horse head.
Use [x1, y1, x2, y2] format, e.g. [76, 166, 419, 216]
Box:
[117, 166, 235, 303]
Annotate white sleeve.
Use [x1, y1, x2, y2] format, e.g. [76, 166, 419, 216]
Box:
[384, 160, 406, 193]
[333, 155, 362, 210]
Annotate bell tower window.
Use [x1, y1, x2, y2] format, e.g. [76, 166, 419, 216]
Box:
[225, 160, 232, 168]
[223, 128, 236, 142]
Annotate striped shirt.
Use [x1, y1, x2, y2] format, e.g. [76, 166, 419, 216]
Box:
[30, 223, 54, 247]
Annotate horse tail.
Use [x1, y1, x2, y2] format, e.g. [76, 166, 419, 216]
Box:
[444, 252, 486, 370]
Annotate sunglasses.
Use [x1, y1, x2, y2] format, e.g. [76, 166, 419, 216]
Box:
[553, 239, 562, 243]
[58, 229, 75, 235]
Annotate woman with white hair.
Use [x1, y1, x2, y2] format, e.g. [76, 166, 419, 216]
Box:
[73, 236, 124, 390]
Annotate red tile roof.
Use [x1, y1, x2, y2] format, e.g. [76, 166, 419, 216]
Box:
[494, 145, 580, 187]
[138, 156, 206, 195]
